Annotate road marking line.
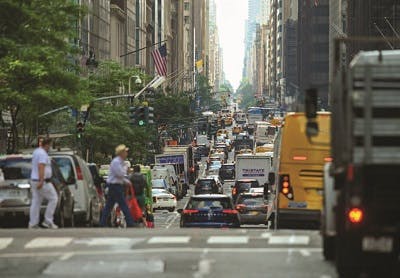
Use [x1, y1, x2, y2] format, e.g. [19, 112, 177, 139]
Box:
[207, 236, 249, 244]
[74, 237, 146, 246]
[147, 236, 191, 244]
[0, 237, 13, 250]
[0, 247, 323, 258]
[268, 235, 310, 245]
[165, 213, 180, 229]
[25, 237, 73, 249]
[300, 249, 311, 256]
[59, 252, 74, 261]
[193, 259, 213, 278]
[261, 232, 272, 238]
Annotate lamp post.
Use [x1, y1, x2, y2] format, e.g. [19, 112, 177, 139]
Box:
[129, 75, 143, 95]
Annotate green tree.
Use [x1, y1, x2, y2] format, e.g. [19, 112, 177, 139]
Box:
[237, 80, 256, 109]
[0, 0, 87, 151]
[78, 61, 152, 163]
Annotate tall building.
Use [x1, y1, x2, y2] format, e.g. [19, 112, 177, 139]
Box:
[297, 0, 329, 107]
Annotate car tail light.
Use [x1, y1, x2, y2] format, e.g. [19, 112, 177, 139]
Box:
[223, 209, 238, 214]
[76, 166, 83, 180]
[346, 164, 354, 182]
[232, 187, 237, 195]
[348, 207, 363, 224]
[324, 157, 333, 162]
[280, 175, 294, 200]
[183, 209, 199, 214]
[235, 204, 246, 210]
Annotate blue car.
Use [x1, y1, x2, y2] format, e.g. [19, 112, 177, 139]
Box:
[179, 194, 240, 228]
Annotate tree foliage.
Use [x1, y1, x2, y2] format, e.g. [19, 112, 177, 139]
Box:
[236, 80, 256, 109]
[0, 0, 87, 151]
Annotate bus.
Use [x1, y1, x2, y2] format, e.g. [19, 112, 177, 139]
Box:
[273, 112, 331, 228]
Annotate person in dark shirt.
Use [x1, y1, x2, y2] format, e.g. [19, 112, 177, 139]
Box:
[129, 165, 146, 212]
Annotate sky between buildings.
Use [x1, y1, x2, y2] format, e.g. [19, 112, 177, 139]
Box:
[215, 0, 247, 90]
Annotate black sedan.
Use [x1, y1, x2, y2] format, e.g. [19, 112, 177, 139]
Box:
[179, 194, 240, 228]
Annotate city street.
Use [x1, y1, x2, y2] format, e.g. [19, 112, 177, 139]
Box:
[0, 228, 336, 278]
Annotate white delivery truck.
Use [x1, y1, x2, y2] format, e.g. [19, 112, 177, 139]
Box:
[235, 154, 273, 193]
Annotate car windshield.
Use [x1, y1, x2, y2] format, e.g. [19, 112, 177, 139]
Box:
[197, 179, 214, 188]
[152, 180, 165, 188]
[187, 198, 231, 209]
[237, 181, 260, 189]
[0, 158, 31, 180]
[221, 165, 234, 171]
[152, 189, 169, 195]
[237, 196, 265, 206]
[52, 157, 75, 181]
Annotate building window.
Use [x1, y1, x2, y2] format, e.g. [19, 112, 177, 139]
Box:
[184, 16, 190, 24]
[184, 2, 190, 11]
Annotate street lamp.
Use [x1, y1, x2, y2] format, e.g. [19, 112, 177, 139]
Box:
[129, 75, 142, 95]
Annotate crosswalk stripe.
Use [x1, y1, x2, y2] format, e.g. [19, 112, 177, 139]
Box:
[268, 235, 310, 245]
[147, 236, 191, 244]
[74, 237, 146, 246]
[207, 236, 249, 244]
[0, 238, 13, 250]
[25, 237, 73, 249]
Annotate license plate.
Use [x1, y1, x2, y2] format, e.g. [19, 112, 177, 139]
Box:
[162, 198, 170, 201]
[249, 211, 259, 216]
[362, 236, 393, 253]
[288, 201, 307, 208]
[0, 189, 26, 198]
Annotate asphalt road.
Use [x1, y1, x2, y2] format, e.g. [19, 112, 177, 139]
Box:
[0, 228, 337, 278]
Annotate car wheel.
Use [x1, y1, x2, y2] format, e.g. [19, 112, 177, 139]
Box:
[168, 207, 175, 212]
[323, 235, 335, 261]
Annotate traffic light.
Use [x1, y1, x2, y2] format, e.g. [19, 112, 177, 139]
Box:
[129, 106, 138, 126]
[129, 106, 146, 126]
[76, 122, 84, 139]
[145, 106, 155, 125]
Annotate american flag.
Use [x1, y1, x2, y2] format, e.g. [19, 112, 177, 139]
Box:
[151, 44, 167, 76]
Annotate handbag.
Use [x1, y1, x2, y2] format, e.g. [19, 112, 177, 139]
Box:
[126, 184, 143, 221]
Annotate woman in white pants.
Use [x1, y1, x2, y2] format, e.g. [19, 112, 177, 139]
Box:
[29, 138, 58, 229]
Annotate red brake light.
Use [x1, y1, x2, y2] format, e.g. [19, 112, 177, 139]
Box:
[293, 156, 307, 161]
[183, 209, 199, 214]
[346, 164, 354, 182]
[348, 208, 363, 223]
[232, 188, 237, 195]
[223, 209, 238, 214]
[235, 204, 245, 210]
[76, 166, 83, 180]
[282, 181, 289, 188]
[282, 187, 289, 194]
[324, 157, 333, 162]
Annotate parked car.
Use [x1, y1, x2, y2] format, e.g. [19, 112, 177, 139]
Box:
[152, 188, 177, 212]
[235, 193, 269, 225]
[231, 179, 261, 202]
[87, 163, 106, 215]
[194, 178, 220, 195]
[178, 194, 240, 228]
[99, 164, 110, 181]
[0, 154, 75, 227]
[51, 153, 103, 226]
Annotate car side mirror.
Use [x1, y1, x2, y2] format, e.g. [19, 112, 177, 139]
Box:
[177, 208, 183, 214]
[268, 172, 275, 185]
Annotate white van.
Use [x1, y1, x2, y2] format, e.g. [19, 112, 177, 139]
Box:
[254, 122, 277, 146]
[236, 113, 247, 124]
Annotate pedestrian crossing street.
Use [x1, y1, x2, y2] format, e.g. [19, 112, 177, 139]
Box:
[0, 233, 314, 251]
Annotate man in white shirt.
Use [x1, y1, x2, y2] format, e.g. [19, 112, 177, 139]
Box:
[29, 137, 58, 229]
[100, 144, 135, 227]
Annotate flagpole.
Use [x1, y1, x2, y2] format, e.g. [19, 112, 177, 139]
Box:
[119, 40, 167, 58]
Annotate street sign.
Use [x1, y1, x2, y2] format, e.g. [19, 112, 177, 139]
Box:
[1, 110, 12, 125]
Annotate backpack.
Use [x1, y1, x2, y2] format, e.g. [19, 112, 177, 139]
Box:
[130, 173, 145, 195]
